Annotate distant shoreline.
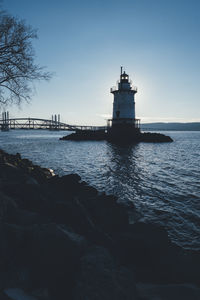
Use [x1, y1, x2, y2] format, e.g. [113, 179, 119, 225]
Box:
[141, 122, 200, 131]
[142, 129, 200, 131]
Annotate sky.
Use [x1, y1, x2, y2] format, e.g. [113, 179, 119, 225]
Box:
[2, 0, 200, 125]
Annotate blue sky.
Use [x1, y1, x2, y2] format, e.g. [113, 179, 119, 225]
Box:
[3, 0, 200, 125]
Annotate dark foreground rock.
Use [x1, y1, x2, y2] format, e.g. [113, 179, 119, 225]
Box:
[0, 149, 199, 300]
[73, 246, 137, 300]
[136, 283, 200, 300]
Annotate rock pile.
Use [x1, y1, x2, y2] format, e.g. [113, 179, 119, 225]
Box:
[60, 131, 173, 143]
[60, 130, 106, 141]
[0, 149, 199, 299]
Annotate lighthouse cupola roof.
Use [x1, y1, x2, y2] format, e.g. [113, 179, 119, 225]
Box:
[120, 69, 129, 83]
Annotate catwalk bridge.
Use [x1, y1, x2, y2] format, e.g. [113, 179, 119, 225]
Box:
[0, 113, 107, 132]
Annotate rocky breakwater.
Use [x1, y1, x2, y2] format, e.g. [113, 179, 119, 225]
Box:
[139, 132, 173, 143]
[0, 149, 199, 300]
[60, 129, 107, 141]
[60, 130, 173, 143]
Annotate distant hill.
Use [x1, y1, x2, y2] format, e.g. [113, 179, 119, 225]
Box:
[141, 122, 200, 131]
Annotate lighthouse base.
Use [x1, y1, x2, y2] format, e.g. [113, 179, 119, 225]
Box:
[107, 124, 141, 143]
[60, 126, 173, 143]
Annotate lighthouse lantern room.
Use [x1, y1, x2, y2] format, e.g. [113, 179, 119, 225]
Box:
[108, 67, 140, 140]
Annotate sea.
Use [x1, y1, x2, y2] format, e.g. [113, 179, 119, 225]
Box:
[0, 130, 199, 250]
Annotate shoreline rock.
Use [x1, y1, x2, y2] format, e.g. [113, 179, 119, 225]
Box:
[0, 149, 199, 300]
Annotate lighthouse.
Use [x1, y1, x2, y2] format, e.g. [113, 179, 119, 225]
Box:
[108, 67, 140, 141]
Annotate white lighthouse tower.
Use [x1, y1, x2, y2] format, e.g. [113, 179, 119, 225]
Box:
[108, 67, 140, 140]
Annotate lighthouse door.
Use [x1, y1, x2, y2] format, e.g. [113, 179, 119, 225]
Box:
[116, 110, 120, 118]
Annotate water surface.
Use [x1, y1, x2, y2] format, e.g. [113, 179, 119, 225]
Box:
[0, 130, 199, 249]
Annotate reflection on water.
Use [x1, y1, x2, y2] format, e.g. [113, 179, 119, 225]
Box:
[106, 143, 142, 205]
[0, 130, 199, 250]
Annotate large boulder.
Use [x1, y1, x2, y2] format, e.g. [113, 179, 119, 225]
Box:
[4, 288, 38, 300]
[0, 223, 34, 290]
[111, 222, 178, 282]
[44, 199, 95, 233]
[77, 193, 129, 234]
[41, 179, 127, 246]
[0, 163, 28, 184]
[0, 150, 53, 185]
[1, 182, 46, 212]
[169, 250, 200, 285]
[136, 283, 200, 300]
[0, 192, 17, 221]
[78, 182, 98, 197]
[112, 222, 200, 285]
[4, 208, 50, 226]
[46, 174, 81, 199]
[0, 290, 14, 300]
[0, 223, 88, 295]
[0, 223, 25, 270]
[24, 223, 87, 297]
[113, 222, 171, 257]
[73, 246, 138, 300]
[27, 165, 53, 184]
[41, 197, 114, 250]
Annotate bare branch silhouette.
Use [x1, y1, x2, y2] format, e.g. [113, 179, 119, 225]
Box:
[0, 12, 52, 106]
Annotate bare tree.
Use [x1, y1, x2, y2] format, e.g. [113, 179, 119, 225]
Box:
[0, 12, 51, 106]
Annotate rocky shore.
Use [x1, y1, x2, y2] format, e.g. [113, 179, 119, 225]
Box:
[0, 149, 199, 300]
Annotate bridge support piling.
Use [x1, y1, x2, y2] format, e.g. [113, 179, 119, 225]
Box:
[1, 111, 9, 131]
